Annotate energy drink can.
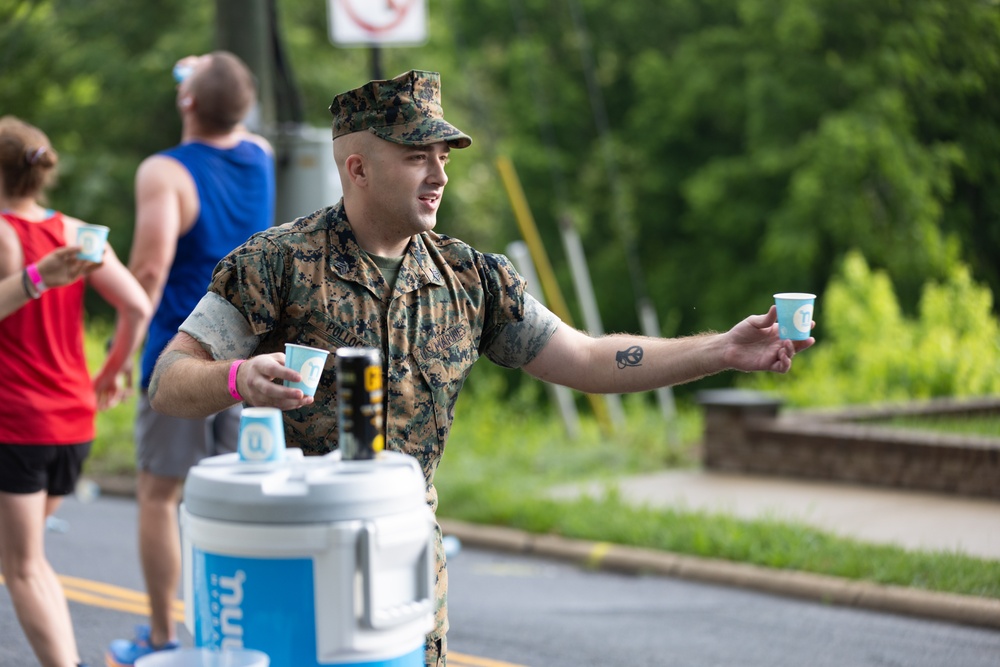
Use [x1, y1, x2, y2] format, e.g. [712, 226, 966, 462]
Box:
[336, 347, 385, 460]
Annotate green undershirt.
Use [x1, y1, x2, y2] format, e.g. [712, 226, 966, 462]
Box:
[366, 252, 405, 292]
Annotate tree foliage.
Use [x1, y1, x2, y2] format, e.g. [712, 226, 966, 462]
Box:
[2, 0, 998, 401]
[1, 0, 212, 241]
[443, 1, 995, 332]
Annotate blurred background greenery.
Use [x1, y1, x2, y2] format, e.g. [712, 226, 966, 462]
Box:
[12, 0, 999, 590]
[5, 0, 1000, 433]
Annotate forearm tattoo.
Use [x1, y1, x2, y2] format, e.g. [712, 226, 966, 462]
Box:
[147, 349, 188, 401]
[616, 345, 644, 369]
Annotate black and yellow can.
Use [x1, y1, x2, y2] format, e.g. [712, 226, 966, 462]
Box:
[335, 347, 385, 460]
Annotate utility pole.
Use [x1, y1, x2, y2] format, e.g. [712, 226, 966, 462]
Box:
[370, 45, 384, 80]
[214, 0, 342, 226]
[215, 0, 277, 132]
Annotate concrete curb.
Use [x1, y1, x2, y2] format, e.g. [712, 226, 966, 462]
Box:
[439, 518, 1000, 631]
[86, 474, 135, 498]
[86, 476, 1000, 631]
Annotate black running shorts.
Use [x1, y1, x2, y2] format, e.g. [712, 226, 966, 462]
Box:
[0, 441, 92, 495]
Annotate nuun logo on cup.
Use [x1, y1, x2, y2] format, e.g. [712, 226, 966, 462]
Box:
[239, 424, 278, 461]
[299, 356, 325, 390]
[80, 232, 99, 254]
[782, 301, 814, 336]
[237, 408, 285, 463]
[792, 304, 813, 334]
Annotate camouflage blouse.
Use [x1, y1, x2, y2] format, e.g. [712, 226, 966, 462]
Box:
[202, 201, 559, 509]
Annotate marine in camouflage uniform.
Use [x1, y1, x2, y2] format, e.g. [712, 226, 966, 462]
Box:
[154, 66, 813, 667]
[177, 70, 561, 666]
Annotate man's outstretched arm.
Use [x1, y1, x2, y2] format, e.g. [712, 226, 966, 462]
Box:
[523, 306, 814, 394]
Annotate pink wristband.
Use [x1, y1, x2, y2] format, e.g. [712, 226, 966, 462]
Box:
[228, 359, 245, 402]
[26, 263, 47, 294]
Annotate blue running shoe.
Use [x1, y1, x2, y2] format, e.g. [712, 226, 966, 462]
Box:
[105, 625, 180, 667]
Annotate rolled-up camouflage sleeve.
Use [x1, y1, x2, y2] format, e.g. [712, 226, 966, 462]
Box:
[208, 233, 286, 338]
[179, 292, 260, 360]
[478, 253, 561, 368]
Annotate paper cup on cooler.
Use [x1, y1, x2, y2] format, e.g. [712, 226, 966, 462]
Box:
[135, 648, 269, 667]
[75, 223, 110, 262]
[237, 407, 285, 463]
[283, 343, 330, 397]
[774, 293, 816, 341]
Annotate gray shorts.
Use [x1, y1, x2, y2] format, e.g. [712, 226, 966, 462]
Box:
[135, 392, 241, 478]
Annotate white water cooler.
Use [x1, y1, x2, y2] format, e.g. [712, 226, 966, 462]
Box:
[180, 449, 434, 667]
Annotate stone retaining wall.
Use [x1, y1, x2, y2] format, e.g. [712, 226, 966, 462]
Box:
[698, 391, 1000, 499]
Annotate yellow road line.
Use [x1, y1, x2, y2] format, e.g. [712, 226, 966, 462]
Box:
[0, 574, 185, 622]
[1, 577, 528, 666]
[62, 588, 157, 619]
[448, 652, 530, 667]
[58, 574, 185, 610]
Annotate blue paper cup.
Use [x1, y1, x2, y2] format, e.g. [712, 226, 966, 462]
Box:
[237, 407, 285, 463]
[76, 224, 110, 262]
[283, 343, 330, 397]
[774, 293, 816, 341]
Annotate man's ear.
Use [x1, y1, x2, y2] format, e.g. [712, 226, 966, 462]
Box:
[179, 96, 194, 109]
[345, 154, 366, 186]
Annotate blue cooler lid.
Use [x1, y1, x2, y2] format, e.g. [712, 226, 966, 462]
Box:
[183, 450, 427, 524]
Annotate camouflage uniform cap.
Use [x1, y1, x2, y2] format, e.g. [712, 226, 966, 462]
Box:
[329, 70, 472, 149]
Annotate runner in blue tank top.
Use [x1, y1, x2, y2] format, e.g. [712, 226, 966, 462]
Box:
[139, 140, 274, 388]
[107, 51, 275, 667]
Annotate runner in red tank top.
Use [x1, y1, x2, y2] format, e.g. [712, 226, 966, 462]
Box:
[0, 116, 151, 667]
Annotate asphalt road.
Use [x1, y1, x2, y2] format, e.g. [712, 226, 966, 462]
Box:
[2, 494, 999, 667]
[447, 547, 1000, 667]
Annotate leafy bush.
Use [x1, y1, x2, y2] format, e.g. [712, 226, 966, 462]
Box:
[741, 250, 1000, 405]
[441, 363, 703, 493]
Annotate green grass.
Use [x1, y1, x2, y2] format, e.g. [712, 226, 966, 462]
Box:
[876, 415, 1000, 438]
[435, 367, 1000, 600]
[83, 325, 1000, 601]
[438, 486, 1000, 599]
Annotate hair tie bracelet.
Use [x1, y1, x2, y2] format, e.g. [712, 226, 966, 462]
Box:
[22, 269, 38, 299]
[228, 359, 246, 402]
